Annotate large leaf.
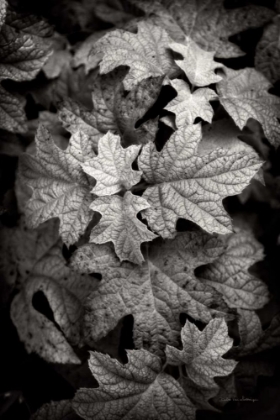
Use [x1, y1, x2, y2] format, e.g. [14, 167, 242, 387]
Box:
[93, 21, 177, 90]
[82, 132, 141, 196]
[166, 318, 237, 389]
[169, 37, 223, 87]
[165, 79, 217, 125]
[138, 120, 262, 238]
[0, 6, 52, 132]
[217, 67, 280, 147]
[11, 242, 99, 364]
[89, 192, 157, 264]
[197, 229, 269, 310]
[73, 349, 195, 420]
[71, 231, 229, 357]
[255, 16, 280, 84]
[162, 0, 274, 58]
[19, 125, 95, 246]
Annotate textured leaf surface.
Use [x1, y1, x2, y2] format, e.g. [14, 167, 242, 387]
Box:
[89, 192, 156, 264]
[236, 309, 262, 356]
[94, 21, 177, 90]
[72, 231, 229, 357]
[138, 121, 262, 238]
[11, 242, 99, 364]
[0, 85, 27, 133]
[20, 125, 95, 246]
[162, 0, 274, 58]
[82, 132, 141, 196]
[169, 37, 223, 87]
[217, 67, 280, 147]
[73, 349, 195, 420]
[255, 16, 280, 84]
[165, 79, 217, 125]
[197, 230, 269, 310]
[166, 318, 237, 389]
[32, 400, 79, 420]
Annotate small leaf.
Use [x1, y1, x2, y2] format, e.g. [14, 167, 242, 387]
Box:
[19, 125, 95, 246]
[165, 79, 217, 125]
[73, 349, 196, 420]
[197, 229, 269, 310]
[82, 132, 142, 196]
[169, 37, 223, 87]
[89, 192, 157, 264]
[94, 21, 177, 90]
[138, 121, 262, 238]
[166, 318, 237, 389]
[217, 67, 280, 147]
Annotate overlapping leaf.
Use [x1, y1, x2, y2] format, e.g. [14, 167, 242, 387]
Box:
[197, 230, 269, 310]
[82, 132, 141, 195]
[11, 241, 99, 364]
[32, 400, 79, 420]
[0, 5, 52, 132]
[73, 349, 196, 420]
[93, 21, 178, 90]
[165, 79, 217, 125]
[162, 0, 274, 58]
[20, 125, 95, 246]
[89, 192, 157, 264]
[166, 318, 237, 389]
[217, 67, 280, 147]
[138, 120, 262, 238]
[169, 37, 223, 87]
[71, 230, 229, 357]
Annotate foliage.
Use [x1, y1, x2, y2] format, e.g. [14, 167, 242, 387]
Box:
[1, 1, 280, 419]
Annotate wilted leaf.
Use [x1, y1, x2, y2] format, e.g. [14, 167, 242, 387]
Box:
[166, 318, 237, 389]
[217, 67, 280, 147]
[165, 79, 217, 125]
[162, 0, 274, 58]
[71, 231, 229, 357]
[11, 242, 99, 364]
[73, 349, 196, 420]
[19, 125, 95, 246]
[82, 132, 141, 195]
[94, 21, 177, 90]
[32, 400, 79, 420]
[138, 121, 262, 238]
[89, 192, 157, 264]
[255, 16, 280, 84]
[169, 37, 223, 87]
[197, 230, 269, 310]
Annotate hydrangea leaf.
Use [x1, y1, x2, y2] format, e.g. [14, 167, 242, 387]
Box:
[169, 37, 223, 87]
[250, 313, 280, 354]
[165, 79, 217, 125]
[82, 132, 142, 196]
[71, 231, 230, 357]
[138, 121, 262, 238]
[255, 16, 280, 84]
[0, 6, 52, 132]
[89, 192, 157, 264]
[93, 21, 178, 90]
[217, 67, 280, 147]
[179, 376, 220, 412]
[166, 318, 237, 389]
[197, 230, 269, 310]
[19, 125, 95, 246]
[11, 242, 99, 364]
[58, 99, 103, 152]
[236, 309, 262, 356]
[0, 218, 59, 304]
[162, 0, 275, 58]
[73, 349, 195, 420]
[32, 400, 80, 420]
[72, 31, 106, 73]
[59, 71, 162, 147]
